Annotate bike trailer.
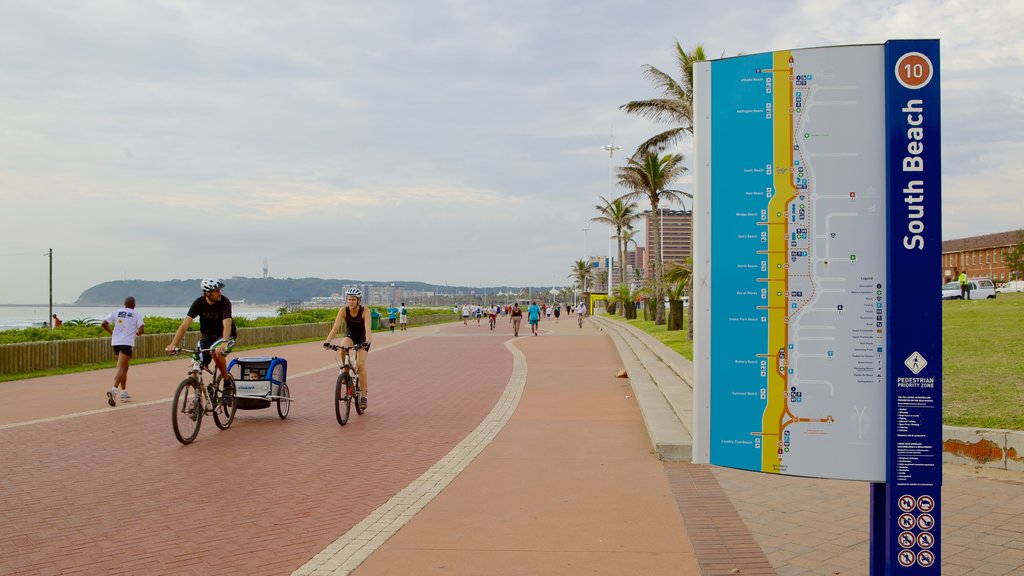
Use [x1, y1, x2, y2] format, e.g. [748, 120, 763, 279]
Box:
[227, 356, 288, 410]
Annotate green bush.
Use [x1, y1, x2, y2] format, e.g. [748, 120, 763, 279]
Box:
[0, 307, 453, 344]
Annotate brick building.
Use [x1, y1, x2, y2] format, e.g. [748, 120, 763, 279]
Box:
[941, 229, 1022, 284]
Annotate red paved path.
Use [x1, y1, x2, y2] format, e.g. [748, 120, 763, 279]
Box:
[0, 324, 513, 575]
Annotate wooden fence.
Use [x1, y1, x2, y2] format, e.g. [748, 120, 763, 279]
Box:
[0, 314, 454, 375]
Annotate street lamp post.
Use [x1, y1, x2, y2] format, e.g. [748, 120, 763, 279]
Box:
[602, 135, 622, 292]
[582, 227, 590, 260]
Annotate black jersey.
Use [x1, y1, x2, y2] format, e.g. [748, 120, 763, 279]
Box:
[344, 305, 367, 344]
[187, 296, 236, 340]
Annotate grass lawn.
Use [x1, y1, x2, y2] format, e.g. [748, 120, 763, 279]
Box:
[602, 293, 1024, 430]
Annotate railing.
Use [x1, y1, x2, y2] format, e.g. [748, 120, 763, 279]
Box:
[0, 314, 455, 375]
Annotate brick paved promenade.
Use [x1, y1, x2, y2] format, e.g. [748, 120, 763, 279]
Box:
[2, 316, 1022, 575]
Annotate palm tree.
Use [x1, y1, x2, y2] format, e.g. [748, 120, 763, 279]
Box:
[569, 259, 592, 295]
[617, 149, 688, 324]
[663, 261, 691, 331]
[619, 42, 707, 153]
[608, 283, 638, 320]
[591, 195, 640, 309]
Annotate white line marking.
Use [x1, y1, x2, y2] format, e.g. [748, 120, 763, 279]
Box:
[291, 340, 528, 576]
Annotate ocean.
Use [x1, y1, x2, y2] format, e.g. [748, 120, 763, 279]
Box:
[0, 304, 282, 330]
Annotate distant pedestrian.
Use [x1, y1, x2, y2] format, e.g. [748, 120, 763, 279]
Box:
[510, 302, 523, 337]
[387, 306, 398, 333]
[462, 304, 471, 325]
[399, 302, 408, 331]
[553, 304, 560, 323]
[528, 301, 541, 336]
[102, 296, 144, 406]
[52, 314, 62, 328]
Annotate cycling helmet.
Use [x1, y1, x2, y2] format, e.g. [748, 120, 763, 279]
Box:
[201, 278, 225, 293]
[345, 287, 362, 298]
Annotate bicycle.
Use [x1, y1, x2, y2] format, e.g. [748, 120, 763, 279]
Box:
[488, 313, 497, 330]
[325, 342, 368, 425]
[169, 344, 238, 444]
[577, 312, 584, 328]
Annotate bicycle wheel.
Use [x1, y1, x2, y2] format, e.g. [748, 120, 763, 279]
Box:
[213, 373, 237, 430]
[276, 382, 290, 419]
[172, 378, 203, 445]
[354, 376, 365, 415]
[335, 370, 352, 425]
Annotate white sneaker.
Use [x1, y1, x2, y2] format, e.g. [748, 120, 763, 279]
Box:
[106, 388, 117, 407]
[120, 391, 133, 402]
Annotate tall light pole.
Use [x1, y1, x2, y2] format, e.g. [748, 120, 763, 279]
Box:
[582, 227, 590, 260]
[602, 135, 622, 292]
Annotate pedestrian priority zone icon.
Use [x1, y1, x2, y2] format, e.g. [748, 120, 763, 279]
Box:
[904, 351, 927, 375]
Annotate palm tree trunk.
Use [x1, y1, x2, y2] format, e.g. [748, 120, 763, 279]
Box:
[650, 205, 665, 325]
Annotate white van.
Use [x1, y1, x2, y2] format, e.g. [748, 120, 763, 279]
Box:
[996, 280, 1024, 293]
[942, 277, 997, 300]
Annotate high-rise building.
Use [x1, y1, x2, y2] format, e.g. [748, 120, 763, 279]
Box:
[643, 209, 693, 273]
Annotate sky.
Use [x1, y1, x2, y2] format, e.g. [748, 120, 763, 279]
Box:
[1, 0, 1022, 304]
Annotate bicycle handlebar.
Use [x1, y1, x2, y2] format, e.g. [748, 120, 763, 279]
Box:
[169, 342, 233, 356]
[323, 342, 370, 352]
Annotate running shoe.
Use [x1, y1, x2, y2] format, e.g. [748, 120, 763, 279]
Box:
[360, 397, 368, 410]
[106, 388, 117, 407]
[120, 391, 133, 402]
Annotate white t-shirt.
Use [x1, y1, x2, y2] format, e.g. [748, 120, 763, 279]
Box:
[105, 307, 144, 347]
[399, 306, 407, 323]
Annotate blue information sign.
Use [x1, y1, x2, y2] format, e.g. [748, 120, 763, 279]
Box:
[872, 38, 942, 575]
[694, 39, 942, 574]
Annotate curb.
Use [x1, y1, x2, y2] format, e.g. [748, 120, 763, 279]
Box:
[591, 315, 692, 461]
[593, 315, 1024, 473]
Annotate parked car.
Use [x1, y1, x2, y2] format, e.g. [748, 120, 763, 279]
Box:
[941, 278, 997, 300]
[996, 280, 1024, 293]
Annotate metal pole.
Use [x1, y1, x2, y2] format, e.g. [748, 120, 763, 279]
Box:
[48, 248, 53, 328]
[602, 136, 621, 292]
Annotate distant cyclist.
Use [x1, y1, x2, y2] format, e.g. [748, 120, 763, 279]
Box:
[324, 287, 373, 411]
[576, 301, 587, 327]
[166, 279, 236, 381]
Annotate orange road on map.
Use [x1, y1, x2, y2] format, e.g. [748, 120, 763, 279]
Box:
[760, 50, 796, 474]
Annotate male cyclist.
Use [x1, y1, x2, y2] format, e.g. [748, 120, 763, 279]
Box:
[324, 288, 373, 410]
[166, 279, 236, 382]
[576, 301, 587, 327]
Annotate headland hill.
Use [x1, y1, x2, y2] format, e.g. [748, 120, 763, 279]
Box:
[74, 277, 562, 307]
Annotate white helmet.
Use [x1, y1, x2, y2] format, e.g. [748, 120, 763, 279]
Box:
[201, 278, 225, 293]
[345, 287, 362, 298]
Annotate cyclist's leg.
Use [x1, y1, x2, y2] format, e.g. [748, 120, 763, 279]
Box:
[355, 347, 368, 398]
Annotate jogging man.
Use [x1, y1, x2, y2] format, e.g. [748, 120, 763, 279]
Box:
[324, 287, 373, 410]
[102, 296, 144, 406]
[398, 302, 408, 331]
[165, 279, 236, 382]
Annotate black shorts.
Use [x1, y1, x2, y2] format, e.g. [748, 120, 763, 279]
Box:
[112, 345, 134, 357]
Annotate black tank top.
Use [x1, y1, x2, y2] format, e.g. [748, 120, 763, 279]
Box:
[344, 305, 366, 343]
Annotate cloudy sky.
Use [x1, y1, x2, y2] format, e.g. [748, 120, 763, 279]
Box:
[2, 0, 1021, 304]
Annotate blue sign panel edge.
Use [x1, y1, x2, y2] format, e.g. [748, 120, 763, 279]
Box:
[879, 38, 942, 575]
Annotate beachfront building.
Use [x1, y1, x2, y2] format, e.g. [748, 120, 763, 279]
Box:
[941, 230, 1022, 283]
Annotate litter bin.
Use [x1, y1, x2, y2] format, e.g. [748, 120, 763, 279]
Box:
[370, 309, 381, 330]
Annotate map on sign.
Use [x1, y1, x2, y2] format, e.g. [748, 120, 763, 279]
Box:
[706, 46, 887, 481]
